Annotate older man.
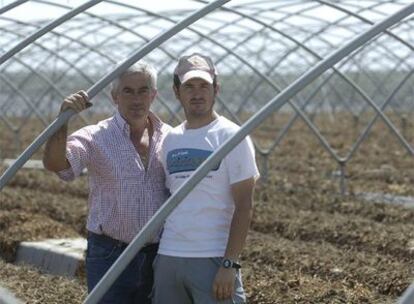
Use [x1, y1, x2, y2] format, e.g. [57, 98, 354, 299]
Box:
[43, 62, 170, 303]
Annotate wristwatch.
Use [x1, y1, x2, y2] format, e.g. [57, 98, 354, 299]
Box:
[221, 258, 241, 269]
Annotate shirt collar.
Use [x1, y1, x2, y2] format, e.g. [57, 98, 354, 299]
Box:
[114, 110, 165, 136]
[114, 110, 129, 136]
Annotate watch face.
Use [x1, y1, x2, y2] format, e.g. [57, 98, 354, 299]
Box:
[222, 259, 231, 268]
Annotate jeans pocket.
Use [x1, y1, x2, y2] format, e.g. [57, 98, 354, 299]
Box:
[86, 240, 117, 261]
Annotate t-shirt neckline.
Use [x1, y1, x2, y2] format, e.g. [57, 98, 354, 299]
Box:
[183, 116, 221, 133]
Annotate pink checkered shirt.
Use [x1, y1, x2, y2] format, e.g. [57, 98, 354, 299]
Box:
[57, 111, 171, 243]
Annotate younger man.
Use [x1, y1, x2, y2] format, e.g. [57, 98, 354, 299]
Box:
[153, 53, 259, 304]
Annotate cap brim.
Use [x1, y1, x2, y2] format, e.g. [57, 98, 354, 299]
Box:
[180, 70, 213, 84]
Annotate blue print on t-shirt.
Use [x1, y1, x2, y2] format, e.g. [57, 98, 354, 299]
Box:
[167, 148, 220, 174]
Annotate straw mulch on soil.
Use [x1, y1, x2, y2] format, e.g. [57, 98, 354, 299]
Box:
[0, 259, 87, 303]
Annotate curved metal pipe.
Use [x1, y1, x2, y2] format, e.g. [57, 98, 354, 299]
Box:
[0, 0, 104, 65]
[0, 0, 28, 15]
[0, 15, 116, 66]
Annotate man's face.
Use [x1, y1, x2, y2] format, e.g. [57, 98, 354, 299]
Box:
[112, 73, 157, 123]
[174, 77, 217, 119]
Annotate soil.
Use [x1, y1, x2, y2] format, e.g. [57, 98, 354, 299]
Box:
[0, 112, 413, 303]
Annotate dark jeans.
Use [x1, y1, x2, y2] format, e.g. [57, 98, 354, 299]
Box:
[86, 232, 158, 304]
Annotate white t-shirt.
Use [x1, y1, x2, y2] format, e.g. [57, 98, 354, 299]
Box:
[159, 116, 259, 257]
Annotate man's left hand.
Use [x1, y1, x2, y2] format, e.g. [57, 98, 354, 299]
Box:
[212, 267, 236, 301]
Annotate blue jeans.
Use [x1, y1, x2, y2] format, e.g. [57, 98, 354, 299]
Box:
[86, 233, 158, 304]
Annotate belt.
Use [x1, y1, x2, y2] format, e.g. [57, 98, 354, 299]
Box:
[88, 231, 159, 253]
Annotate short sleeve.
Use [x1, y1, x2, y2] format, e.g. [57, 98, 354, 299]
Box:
[56, 128, 92, 181]
[224, 135, 260, 185]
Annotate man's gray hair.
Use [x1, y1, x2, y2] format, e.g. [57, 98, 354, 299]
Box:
[111, 61, 157, 94]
